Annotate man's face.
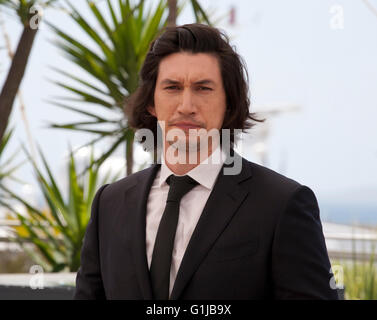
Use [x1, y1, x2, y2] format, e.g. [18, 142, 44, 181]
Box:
[147, 52, 227, 154]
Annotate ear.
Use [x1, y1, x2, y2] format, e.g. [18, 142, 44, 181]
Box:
[147, 105, 156, 117]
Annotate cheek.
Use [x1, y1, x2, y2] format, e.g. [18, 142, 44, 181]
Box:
[209, 100, 226, 125]
[154, 95, 172, 119]
[156, 91, 177, 106]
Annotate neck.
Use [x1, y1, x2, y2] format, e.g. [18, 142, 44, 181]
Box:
[163, 140, 219, 175]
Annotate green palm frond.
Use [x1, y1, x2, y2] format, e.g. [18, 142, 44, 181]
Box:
[189, 0, 211, 25]
[0, 128, 25, 184]
[2, 144, 122, 272]
[47, 0, 168, 174]
[0, 0, 58, 24]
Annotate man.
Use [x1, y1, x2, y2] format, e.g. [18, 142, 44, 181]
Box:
[74, 23, 339, 300]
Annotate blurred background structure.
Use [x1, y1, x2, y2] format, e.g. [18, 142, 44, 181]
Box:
[0, 0, 377, 299]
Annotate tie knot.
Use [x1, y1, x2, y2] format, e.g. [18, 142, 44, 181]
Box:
[166, 174, 198, 203]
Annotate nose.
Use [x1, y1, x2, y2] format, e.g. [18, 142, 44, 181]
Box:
[176, 88, 197, 115]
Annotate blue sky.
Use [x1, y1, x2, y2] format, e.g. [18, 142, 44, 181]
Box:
[1, 0, 377, 208]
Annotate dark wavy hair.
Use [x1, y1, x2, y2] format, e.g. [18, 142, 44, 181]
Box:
[125, 23, 264, 153]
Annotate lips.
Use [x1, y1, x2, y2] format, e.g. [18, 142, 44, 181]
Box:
[173, 122, 201, 130]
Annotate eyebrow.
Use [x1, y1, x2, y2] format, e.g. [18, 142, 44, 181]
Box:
[160, 78, 216, 86]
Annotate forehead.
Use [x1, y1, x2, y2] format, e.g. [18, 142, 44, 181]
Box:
[157, 52, 222, 82]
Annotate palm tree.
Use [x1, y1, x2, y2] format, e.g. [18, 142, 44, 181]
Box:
[48, 0, 212, 176]
[1, 146, 122, 272]
[0, 0, 57, 143]
[0, 129, 25, 208]
[168, 0, 211, 26]
[167, 0, 177, 26]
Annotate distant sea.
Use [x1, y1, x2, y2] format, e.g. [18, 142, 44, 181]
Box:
[320, 202, 377, 227]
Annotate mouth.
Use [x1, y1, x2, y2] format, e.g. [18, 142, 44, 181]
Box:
[172, 122, 202, 130]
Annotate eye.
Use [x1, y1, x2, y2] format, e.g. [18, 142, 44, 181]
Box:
[197, 86, 212, 91]
[165, 85, 180, 90]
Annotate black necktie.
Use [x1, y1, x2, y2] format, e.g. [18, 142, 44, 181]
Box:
[150, 174, 198, 300]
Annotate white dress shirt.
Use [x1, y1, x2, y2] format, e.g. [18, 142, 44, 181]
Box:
[146, 145, 226, 297]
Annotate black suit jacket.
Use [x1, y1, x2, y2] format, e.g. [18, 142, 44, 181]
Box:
[74, 152, 339, 300]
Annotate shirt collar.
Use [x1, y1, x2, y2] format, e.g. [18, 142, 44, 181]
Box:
[159, 145, 226, 190]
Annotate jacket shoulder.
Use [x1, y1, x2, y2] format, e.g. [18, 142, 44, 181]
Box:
[99, 164, 158, 198]
[244, 159, 303, 196]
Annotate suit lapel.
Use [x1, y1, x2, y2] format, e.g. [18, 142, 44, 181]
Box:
[170, 154, 253, 300]
[127, 163, 161, 300]
[126, 152, 252, 300]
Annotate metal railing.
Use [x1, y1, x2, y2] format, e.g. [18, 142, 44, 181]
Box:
[1, 220, 377, 261]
